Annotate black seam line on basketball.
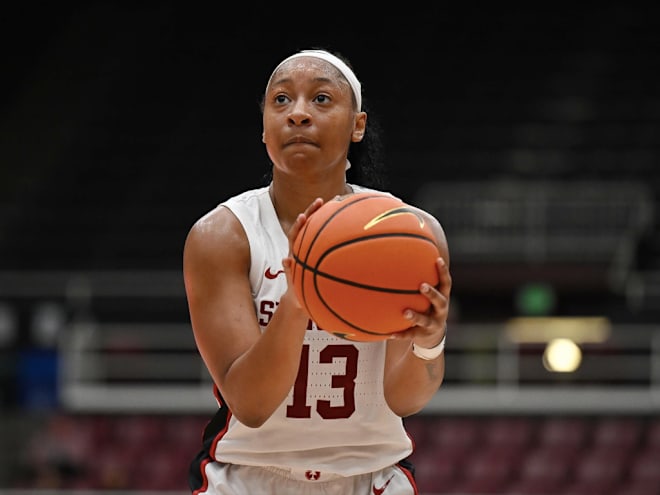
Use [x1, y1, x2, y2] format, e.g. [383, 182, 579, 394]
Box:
[294, 256, 426, 293]
[318, 298, 399, 336]
[293, 267, 425, 295]
[298, 193, 390, 269]
[321, 299, 405, 336]
[293, 231, 437, 262]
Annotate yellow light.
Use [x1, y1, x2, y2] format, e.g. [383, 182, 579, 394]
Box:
[543, 338, 582, 372]
[505, 316, 611, 344]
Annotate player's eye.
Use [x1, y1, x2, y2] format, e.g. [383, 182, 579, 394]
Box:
[275, 94, 290, 105]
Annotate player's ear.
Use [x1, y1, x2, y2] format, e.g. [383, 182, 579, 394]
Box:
[262, 130, 266, 143]
[351, 112, 367, 142]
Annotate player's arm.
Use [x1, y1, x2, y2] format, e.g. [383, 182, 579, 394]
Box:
[383, 211, 451, 416]
[183, 206, 309, 427]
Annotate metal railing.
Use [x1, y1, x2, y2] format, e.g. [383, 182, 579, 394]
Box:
[2, 270, 658, 415]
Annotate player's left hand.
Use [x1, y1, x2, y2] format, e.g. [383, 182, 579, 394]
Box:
[391, 256, 451, 348]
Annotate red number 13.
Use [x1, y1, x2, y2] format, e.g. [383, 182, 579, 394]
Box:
[286, 344, 358, 419]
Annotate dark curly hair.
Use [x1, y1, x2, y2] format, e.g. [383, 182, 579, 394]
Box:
[259, 48, 388, 190]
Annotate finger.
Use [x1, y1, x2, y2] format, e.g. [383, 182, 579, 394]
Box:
[435, 257, 452, 299]
[303, 197, 324, 217]
[288, 213, 307, 245]
[419, 282, 443, 310]
[404, 308, 434, 330]
[289, 198, 324, 242]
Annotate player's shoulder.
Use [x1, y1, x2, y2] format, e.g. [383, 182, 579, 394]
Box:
[189, 186, 269, 231]
[350, 184, 398, 199]
[186, 187, 269, 246]
[222, 185, 270, 209]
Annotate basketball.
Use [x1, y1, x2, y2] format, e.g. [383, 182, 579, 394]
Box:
[292, 192, 440, 342]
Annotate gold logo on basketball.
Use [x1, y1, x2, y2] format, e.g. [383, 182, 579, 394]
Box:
[363, 207, 425, 230]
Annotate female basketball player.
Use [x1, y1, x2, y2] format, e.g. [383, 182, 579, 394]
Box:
[183, 48, 452, 495]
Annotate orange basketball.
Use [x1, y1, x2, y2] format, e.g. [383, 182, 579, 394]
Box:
[292, 192, 440, 342]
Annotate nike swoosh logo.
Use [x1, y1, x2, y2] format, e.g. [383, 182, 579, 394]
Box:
[372, 475, 394, 495]
[364, 206, 425, 230]
[265, 267, 285, 279]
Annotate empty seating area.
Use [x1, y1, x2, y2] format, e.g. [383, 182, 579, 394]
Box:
[9, 414, 207, 491]
[413, 179, 654, 288]
[405, 415, 660, 495]
[6, 413, 660, 494]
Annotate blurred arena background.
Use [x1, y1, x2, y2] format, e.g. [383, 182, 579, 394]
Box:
[1, 3, 659, 495]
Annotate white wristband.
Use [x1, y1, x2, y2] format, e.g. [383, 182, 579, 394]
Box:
[412, 334, 446, 360]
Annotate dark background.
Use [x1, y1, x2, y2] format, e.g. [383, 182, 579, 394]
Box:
[3, 3, 659, 326]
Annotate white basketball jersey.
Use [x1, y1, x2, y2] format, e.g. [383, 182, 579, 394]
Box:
[213, 185, 413, 476]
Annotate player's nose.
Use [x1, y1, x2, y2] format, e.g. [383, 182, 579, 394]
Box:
[288, 97, 312, 126]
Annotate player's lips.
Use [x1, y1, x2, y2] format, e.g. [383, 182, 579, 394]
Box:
[285, 135, 318, 147]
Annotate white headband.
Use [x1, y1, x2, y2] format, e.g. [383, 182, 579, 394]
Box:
[267, 49, 362, 111]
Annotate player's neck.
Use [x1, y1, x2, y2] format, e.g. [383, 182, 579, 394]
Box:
[269, 177, 352, 226]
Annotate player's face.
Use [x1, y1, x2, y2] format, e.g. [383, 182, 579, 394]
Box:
[262, 57, 365, 175]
